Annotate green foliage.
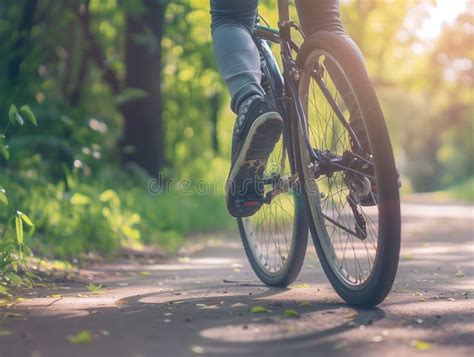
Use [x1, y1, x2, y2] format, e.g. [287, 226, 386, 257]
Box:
[1, 105, 37, 287]
[0, 167, 233, 258]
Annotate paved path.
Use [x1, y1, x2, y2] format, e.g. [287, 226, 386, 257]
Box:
[1, 202, 473, 357]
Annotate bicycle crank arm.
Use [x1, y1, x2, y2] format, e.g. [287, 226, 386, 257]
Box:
[263, 174, 299, 204]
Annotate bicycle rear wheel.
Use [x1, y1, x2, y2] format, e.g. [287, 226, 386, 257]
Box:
[295, 32, 401, 306]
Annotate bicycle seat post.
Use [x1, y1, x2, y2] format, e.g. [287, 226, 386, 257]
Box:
[277, 0, 291, 41]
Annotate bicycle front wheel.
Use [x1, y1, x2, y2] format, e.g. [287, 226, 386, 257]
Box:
[295, 32, 401, 306]
[237, 130, 308, 287]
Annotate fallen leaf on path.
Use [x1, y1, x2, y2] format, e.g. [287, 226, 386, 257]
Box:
[115, 282, 128, 287]
[231, 303, 248, 308]
[0, 300, 12, 308]
[290, 283, 310, 289]
[190, 345, 205, 354]
[87, 283, 103, 294]
[16, 297, 26, 302]
[455, 270, 465, 278]
[195, 303, 207, 308]
[298, 300, 311, 306]
[371, 335, 383, 343]
[0, 330, 11, 336]
[77, 293, 89, 298]
[411, 340, 432, 350]
[138, 271, 151, 277]
[49, 294, 62, 299]
[3, 312, 22, 319]
[284, 309, 300, 318]
[250, 306, 270, 313]
[344, 311, 358, 319]
[67, 330, 92, 344]
[178, 257, 190, 263]
[333, 341, 348, 351]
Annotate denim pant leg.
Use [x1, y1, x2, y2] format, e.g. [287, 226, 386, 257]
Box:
[210, 0, 264, 113]
[295, 0, 364, 62]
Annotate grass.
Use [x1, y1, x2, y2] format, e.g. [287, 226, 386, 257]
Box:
[0, 167, 234, 260]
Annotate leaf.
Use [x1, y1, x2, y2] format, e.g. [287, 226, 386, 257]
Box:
[0, 330, 12, 336]
[5, 273, 22, 286]
[4, 312, 22, 319]
[455, 270, 465, 278]
[115, 282, 128, 286]
[67, 330, 92, 344]
[99, 189, 118, 202]
[87, 283, 103, 294]
[290, 283, 310, 289]
[0, 188, 7, 205]
[284, 309, 300, 318]
[115, 87, 148, 105]
[298, 300, 311, 306]
[0, 300, 12, 308]
[412, 340, 432, 350]
[15, 215, 23, 245]
[250, 306, 270, 313]
[190, 345, 205, 354]
[49, 294, 62, 299]
[138, 271, 150, 277]
[230, 303, 248, 308]
[70, 193, 90, 205]
[17, 211, 34, 227]
[19, 105, 37, 126]
[1, 144, 9, 160]
[8, 104, 17, 125]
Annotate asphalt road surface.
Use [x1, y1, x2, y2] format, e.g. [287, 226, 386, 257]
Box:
[1, 201, 473, 357]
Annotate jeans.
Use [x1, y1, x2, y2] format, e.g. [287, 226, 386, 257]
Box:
[210, 0, 347, 112]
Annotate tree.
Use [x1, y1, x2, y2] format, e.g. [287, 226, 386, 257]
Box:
[120, 0, 167, 176]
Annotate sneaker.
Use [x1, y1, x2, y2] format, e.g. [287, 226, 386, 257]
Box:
[226, 96, 283, 217]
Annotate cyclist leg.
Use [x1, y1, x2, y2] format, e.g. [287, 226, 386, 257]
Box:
[210, 0, 283, 217]
[210, 0, 264, 113]
[295, 0, 364, 62]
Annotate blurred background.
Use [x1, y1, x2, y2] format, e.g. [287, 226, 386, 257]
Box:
[0, 0, 472, 264]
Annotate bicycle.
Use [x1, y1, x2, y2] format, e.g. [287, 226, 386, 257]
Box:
[237, 0, 401, 307]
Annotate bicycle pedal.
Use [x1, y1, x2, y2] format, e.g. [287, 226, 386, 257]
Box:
[235, 195, 263, 208]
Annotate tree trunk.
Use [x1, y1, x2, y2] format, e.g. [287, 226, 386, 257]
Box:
[120, 0, 166, 176]
[2, 0, 38, 115]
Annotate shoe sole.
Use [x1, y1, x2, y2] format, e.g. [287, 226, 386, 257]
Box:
[226, 112, 283, 217]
